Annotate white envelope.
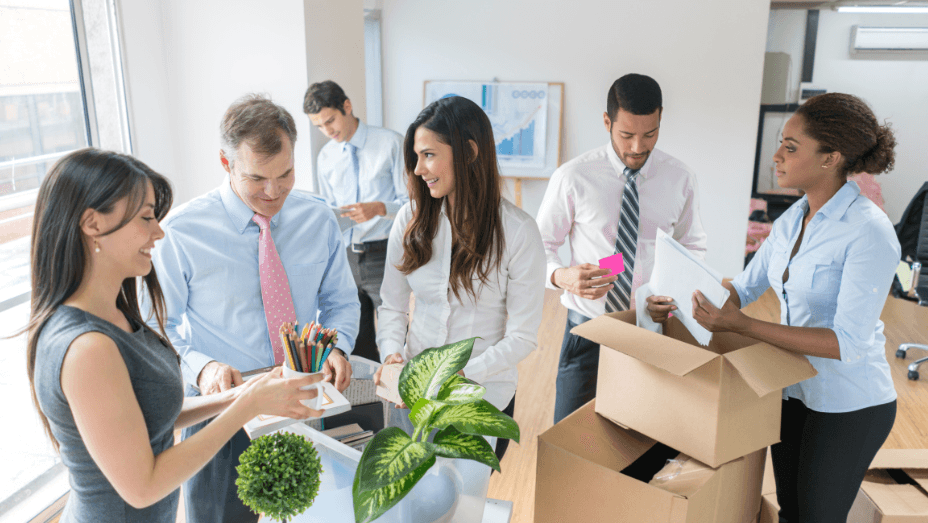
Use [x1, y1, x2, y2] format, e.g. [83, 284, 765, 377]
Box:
[648, 229, 729, 346]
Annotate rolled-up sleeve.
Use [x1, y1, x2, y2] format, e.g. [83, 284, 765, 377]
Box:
[463, 220, 546, 384]
[832, 227, 901, 363]
[730, 230, 775, 309]
[316, 214, 361, 355]
[376, 205, 413, 362]
[536, 169, 573, 290]
[146, 226, 213, 385]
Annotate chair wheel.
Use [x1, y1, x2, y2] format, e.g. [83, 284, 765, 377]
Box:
[909, 370, 920, 381]
[896, 349, 907, 359]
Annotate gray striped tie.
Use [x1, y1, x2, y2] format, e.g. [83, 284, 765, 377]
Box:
[605, 167, 640, 313]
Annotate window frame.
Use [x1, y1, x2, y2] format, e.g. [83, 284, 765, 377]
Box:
[0, 0, 132, 520]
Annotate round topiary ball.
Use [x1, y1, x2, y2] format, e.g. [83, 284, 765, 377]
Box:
[236, 431, 323, 521]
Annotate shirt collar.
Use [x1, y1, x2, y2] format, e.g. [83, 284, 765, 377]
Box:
[800, 180, 861, 221]
[605, 141, 652, 179]
[219, 177, 282, 234]
[343, 119, 368, 153]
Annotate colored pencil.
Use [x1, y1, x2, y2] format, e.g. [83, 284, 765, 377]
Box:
[280, 329, 296, 371]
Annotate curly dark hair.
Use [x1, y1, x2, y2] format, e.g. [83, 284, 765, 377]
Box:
[795, 93, 896, 176]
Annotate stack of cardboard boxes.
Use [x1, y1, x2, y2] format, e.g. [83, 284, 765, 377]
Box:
[535, 311, 817, 523]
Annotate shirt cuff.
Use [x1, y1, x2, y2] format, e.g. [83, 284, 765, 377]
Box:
[335, 340, 353, 357]
[545, 262, 563, 291]
[462, 356, 490, 385]
[183, 351, 217, 388]
[729, 280, 751, 309]
[383, 201, 402, 220]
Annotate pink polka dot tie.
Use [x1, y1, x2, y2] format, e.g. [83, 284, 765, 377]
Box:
[253, 213, 296, 365]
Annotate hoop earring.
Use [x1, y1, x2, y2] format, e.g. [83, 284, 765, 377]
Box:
[94, 240, 101, 253]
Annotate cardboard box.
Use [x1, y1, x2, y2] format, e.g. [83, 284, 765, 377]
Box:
[848, 449, 928, 522]
[572, 311, 816, 467]
[536, 400, 765, 523]
[757, 448, 779, 523]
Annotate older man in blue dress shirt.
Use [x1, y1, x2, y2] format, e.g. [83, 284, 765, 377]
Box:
[146, 94, 359, 523]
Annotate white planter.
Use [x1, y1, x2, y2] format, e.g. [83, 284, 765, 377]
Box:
[283, 424, 492, 523]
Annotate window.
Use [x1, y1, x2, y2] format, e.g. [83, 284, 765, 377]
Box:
[0, 1, 129, 521]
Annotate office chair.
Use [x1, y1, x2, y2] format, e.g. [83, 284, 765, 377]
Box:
[893, 181, 928, 380]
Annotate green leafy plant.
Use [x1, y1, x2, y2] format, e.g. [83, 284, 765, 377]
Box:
[236, 431, 323, 522]
[352, 338, 520, 523]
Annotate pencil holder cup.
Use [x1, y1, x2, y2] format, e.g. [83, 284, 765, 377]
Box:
[281, 365, 326, 412]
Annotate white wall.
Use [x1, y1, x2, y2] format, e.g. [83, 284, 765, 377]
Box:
[766, 9, 928, 223]
[381, 0, 771, 277]
[117, 0, 313, 205]
[304, 0, 366, 192]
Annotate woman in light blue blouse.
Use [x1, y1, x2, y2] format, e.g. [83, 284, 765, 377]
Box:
[649, 93, 900, 523]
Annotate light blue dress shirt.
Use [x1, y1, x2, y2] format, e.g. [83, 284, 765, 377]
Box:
[731, 181, 900, 413]
[145, 179, 360, 386]
[316, 120, 409, 246]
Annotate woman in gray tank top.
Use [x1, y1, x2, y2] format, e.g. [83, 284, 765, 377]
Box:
[26, 149, 325, 522]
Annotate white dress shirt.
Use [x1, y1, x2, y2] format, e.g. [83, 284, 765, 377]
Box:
[537, 143, 707, 320]
[316, 120, 408, 245]
[377, 199, 547, 410]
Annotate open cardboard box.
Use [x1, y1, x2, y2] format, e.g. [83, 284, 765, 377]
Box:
[848, 449, 928, 522]
[572, 311, 817, 467]
[536, 400, 764, 523]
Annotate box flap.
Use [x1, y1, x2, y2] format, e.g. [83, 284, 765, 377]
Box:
[722, 343, 818, 397]
[860, 470, 928, 516]
[572, 313, 719, 377]
[869, 449, 928, 471]
[907, 469, 928, 497]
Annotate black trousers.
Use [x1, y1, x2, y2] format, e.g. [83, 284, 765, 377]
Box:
[494, 394, 517, 468]
[772, 397, 897, 523]
[346, 241, 388, 362]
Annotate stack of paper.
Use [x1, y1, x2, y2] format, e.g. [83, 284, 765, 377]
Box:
[322, 423, 375, 452]
[648, 229, 730, 346]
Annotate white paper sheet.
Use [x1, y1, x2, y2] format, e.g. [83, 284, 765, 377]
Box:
[648, 229, 730, 346]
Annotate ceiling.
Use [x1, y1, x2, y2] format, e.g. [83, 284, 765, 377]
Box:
[771, 0, 928, 8]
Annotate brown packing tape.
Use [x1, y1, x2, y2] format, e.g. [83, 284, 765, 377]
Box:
[648, 453, 716, 498]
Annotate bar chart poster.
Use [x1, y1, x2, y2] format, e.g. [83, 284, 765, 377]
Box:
[425, 81, 548, 170]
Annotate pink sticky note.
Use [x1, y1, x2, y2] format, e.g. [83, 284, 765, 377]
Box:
[599, 253, 624, 278]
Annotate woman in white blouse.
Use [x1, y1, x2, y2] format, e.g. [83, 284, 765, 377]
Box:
[374, 96, 546, 461]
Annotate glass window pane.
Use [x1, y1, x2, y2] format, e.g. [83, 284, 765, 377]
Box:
[0, 0, 89, 518]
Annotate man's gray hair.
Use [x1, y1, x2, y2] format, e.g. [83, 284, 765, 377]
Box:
[220, 94, 297, 166]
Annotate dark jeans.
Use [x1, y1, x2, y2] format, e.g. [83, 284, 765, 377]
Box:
[772, 397, 897, 523]
[553, 310, 599, 424]
[181, 387, 259, 523]
[346, 240, 387, 362]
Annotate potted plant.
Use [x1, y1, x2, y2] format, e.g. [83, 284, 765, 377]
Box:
[236, 431, 324, 522]
[352, 338, 520, 523]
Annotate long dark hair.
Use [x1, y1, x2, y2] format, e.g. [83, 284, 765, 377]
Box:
[25, 148, 173, 451]
[400, 96, 505, 302]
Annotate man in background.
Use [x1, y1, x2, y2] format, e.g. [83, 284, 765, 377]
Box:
[537, 74, 707, 424]
[148, 94, 359, 523]
[305, 80, 408, 363]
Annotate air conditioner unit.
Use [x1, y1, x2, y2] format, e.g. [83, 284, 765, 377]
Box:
[850, 26, 928, 56]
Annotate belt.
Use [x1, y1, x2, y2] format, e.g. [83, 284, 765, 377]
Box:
[350, 239, 389, 254]
[567, 309, 593, 326]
